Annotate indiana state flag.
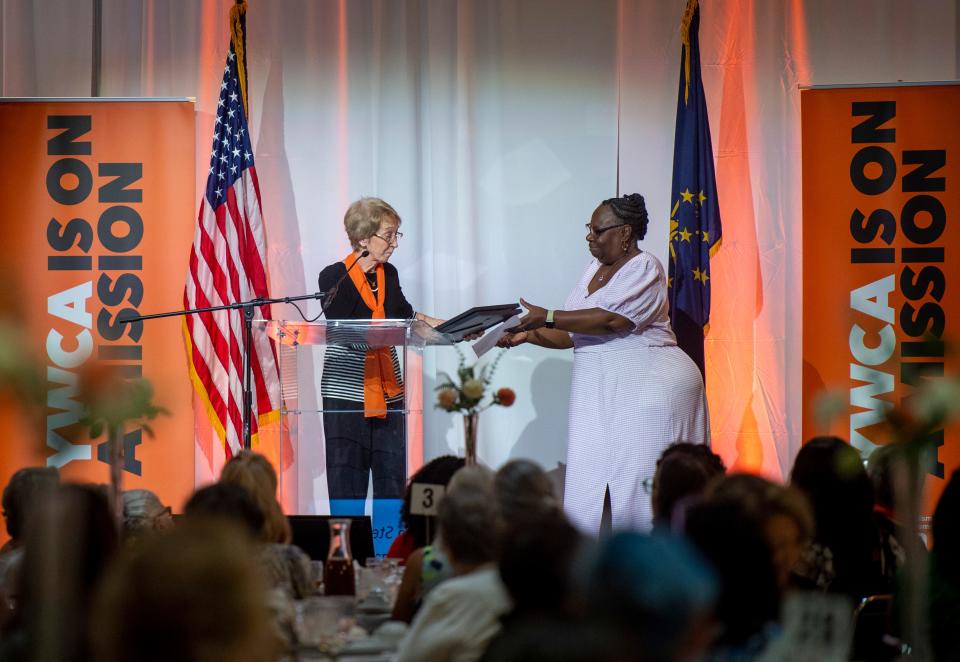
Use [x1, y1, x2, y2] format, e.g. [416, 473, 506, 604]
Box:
[668, 0, 721, 379]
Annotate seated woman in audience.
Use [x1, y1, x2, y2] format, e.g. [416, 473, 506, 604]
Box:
[121, 488, 173, 544]
[389, 455, 464, 561]
[866, 443, 921, 573]
[494, 459, 560, 525]
[395, 466, 510, 662]
[707, 473, 813, 592]
[790, 436, 891, 599]
[390, 456, 465, 622]
[650, 442, 726, 531]
[393, 457, 555, 624]
[92, 520, 279, 662]
[219, 451, 312, 600]
[184, 482, 264, 535]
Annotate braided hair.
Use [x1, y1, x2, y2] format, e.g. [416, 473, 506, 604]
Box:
[601, 193, 649, 240]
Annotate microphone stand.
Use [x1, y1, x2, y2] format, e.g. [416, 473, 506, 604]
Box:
[121, 291, 326, 450]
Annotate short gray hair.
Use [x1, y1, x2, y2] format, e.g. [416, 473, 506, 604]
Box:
[495, 459, 557, 525]
[438, 466, 501, 565]
[122, 489, 170, 539]
[343, 197, 401, 250]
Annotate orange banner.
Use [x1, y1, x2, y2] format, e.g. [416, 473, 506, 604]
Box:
[0, 100, 196, 528]
[802, 84, 960, 513]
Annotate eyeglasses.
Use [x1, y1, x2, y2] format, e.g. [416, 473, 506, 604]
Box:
[641, 477, 654, 495]
[585, 222, 627, 237]
[373, 231, 403, 244]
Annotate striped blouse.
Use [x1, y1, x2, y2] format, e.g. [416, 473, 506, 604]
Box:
[317, 261, 414, 404]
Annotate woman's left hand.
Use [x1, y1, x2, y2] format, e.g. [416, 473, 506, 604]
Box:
[508, 297, 548, 332]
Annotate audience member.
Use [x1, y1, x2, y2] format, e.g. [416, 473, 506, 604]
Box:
[684, 494, 780, 654]
[219, 451, 312, 600]
[651, 442, 726, 530]
[395, 458, 557, 623]
[183, 482, 265, 538]
[494, 458, 559, 525]
[1, 467, 59, 554]
[388, 454, 464, 561]
[929, 468, 959, 662]
[0, 483, 118, 662]
[220, 450, 290, 543]
[396, 466, 509, 662]
[866, 443, 916, 572]
[391, 457, 466, 622]
[185, 480, 310, 598]
[585, 532, 718, 662]
[790, 436, 891, 599]
[707, 473, 813, 591]
[183, 482, 299, 650]
[481, 509, 585, 661]
[121, 489, 173, 544]
[91, 520, 278, 662]
[0, 467, 59, 626]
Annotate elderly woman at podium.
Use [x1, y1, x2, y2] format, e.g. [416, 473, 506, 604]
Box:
[317, 197, 442, 524]
[499, 193, 709, 534]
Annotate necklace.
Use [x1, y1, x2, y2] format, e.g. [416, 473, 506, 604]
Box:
[597, 252, 633, 283]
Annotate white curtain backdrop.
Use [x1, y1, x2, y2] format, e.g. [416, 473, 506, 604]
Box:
[3, 0, 957, 497]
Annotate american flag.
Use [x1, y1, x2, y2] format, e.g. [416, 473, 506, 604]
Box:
[183, 2, 279, 456]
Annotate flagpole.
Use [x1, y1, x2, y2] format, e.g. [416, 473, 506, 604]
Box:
[242, 306, 254, 447]
[91, 0, 102, 96]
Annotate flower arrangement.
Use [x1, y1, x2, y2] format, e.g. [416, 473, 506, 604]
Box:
[435, 348, 515, 464]
[435, 348, 515, 414]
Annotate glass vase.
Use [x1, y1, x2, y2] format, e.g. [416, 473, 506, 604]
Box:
[463, 412, 479, 466]
[324, 518, 355, 596]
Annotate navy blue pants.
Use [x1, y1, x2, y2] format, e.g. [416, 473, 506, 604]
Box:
[323, 397, 406, 509]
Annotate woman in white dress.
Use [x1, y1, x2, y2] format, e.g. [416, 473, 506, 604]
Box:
[500, 193, 709, 534]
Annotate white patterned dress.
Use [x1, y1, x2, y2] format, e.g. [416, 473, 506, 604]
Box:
[562, 251, 709, 534]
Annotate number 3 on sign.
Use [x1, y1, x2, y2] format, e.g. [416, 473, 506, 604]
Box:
[410, 483, 446, 516]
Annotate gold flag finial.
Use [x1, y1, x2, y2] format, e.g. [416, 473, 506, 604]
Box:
[230, 1, 249, 117]
[680, 0, 698, 105]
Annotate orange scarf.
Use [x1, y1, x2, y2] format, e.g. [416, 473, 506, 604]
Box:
[343, 254, 403, 418]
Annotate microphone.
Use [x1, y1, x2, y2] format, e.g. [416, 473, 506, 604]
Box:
[320, 250, 369, 315]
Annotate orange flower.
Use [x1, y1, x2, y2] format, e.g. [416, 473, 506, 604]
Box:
[496, 387, 516, 407]
[437, 387, 458, 410]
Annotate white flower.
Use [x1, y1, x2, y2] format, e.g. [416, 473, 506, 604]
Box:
[462, 379, 485, 400]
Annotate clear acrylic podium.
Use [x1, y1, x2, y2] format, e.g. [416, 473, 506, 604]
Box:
[257, 319, 453, 554]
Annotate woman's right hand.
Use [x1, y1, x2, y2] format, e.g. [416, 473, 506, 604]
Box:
[497, 331, 529, 348]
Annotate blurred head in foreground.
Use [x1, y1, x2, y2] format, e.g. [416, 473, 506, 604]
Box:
[92, 520, 277, 662]
[586, 532, 718, 662]
[1, 467, 60, 547]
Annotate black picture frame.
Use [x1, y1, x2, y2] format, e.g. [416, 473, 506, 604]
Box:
[435, 303, 522, 342]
